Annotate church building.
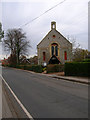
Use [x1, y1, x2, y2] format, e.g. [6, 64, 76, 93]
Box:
[37, 21, 72, 65]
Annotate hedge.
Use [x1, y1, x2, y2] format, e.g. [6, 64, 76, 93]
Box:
[47, 64, 64, 73]
[65, 62, 90, 77]
[3, 64, 43, 73]
[17, 65, 43, 73]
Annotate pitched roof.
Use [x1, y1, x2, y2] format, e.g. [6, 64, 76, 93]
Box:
[37, 28, 72, 47]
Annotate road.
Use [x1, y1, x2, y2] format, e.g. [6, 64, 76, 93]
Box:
[2, 67, 88, 118]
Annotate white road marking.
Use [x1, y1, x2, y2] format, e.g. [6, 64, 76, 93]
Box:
[0, 75, 33, 119]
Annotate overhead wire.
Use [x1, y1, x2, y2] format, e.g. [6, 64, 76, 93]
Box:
[20, 0, 67, 28]
[19, 0, 87, 48]
[20, 0, 87, 35]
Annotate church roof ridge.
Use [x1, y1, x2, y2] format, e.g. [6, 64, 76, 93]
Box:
[55, 29, 72, 44]
[37, 30, 52, 47]
[37, 28, 72, 47]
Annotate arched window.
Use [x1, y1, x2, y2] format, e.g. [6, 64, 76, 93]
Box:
[51, 43, 58, 56]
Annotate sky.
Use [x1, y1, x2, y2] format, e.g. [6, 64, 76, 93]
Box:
[0, 0, 89, 59]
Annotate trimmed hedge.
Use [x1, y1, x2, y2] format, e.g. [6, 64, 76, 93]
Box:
[47, 64, 64, 73]
[4, 64, 43, 73]
[65, 62, 90, 77]
[17, 65, 43, 73]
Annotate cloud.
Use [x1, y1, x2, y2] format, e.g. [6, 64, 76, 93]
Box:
[1, 0, 89, 58]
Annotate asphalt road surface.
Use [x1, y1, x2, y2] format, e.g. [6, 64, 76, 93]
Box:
[2, 67, 88, 118]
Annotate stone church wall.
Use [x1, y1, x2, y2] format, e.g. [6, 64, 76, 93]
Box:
[37, 22, 72, 65]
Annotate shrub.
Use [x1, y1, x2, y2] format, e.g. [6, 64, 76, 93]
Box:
[3, 64, 43, 73]
[47, 64, 64, 73]
[33, 65, 43, 73]
[65, 62, 90, 77]
[7, 64, 17, 68]
[16, 65, 25, 69]
[16, 65, 43, 73]
[23, 65, 32, 71]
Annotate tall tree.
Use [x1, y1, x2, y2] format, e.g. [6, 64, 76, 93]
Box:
[4, 28, 30, 64]
[0, 22, 4, 42]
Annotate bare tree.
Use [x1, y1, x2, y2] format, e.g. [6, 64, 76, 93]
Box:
[4, 28, 30, 64]
[66, 35, 83, 61]
[67, 36, 89, 61]
[72, 48, 89, 62]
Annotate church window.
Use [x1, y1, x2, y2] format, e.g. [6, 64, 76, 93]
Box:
[43, 52, 46, 61]
[51, 43, 58, 56]
[53, 35, 56, 38]
[64, 51, 67, 60]
[55, 46, 58, 56]
[51, 46, 54, 56]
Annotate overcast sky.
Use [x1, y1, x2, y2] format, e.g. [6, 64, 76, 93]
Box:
[0, 0, 89, 59]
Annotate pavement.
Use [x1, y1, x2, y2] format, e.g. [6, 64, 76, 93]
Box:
[1, 77, 30, 118]
[0, 77, 2, 119]
[2, 84, 14, 118]
[47, 74, 89, 85]
[0, 64, 18, 118]
[0, 77, 13, 118]
[2, 79, 19, 118]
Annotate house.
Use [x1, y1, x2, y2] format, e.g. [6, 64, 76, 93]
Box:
[37, 21, 72, 65]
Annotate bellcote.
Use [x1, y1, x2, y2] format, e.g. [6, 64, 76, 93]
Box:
[51, 21, 56, 30]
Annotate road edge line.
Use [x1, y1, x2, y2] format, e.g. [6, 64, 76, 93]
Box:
[0, 75, 33, 119]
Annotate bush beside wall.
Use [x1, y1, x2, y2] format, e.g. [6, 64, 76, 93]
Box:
[47, 64, 64, 73]
[65, 62, 90, 77]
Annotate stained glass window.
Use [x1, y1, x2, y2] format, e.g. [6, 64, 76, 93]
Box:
[55, 46, 58, 56]
[52, 46, 54, 56]
[51, 43, 58, 56]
